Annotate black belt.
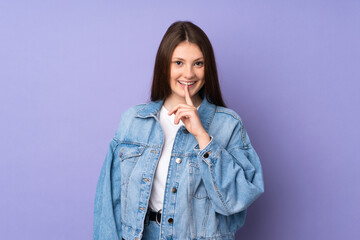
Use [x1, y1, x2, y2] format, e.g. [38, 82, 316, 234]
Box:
[149, 209, 162, 224]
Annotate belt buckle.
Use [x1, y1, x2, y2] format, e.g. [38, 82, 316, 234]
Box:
[156, 209, 162, 226]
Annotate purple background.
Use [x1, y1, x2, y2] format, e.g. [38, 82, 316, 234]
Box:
[1, 0, 359, 239]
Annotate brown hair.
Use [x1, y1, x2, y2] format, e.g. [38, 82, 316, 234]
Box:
[150, 21, 226, 107]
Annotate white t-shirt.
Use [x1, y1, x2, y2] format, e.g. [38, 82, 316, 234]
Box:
[148, 105, 184, 211]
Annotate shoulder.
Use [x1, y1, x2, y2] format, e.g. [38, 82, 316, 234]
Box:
[211, 105, 251, 148]
[113, 102, 148, 137]
[120, 102, 148, 120]
[213, 105, 244, 127]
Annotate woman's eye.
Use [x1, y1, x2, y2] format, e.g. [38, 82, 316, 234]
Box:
[195, 61, 204, 67]
[175, 61, 182, 66]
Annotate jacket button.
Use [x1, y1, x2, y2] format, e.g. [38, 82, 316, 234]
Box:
[171, 187, 177, 193]
[168, 218, 174, 224]
[203, 152, 210, 158]
[176, 158, 182, 164]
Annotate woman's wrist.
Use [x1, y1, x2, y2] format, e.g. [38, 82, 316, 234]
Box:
[195, 131, 211, 150]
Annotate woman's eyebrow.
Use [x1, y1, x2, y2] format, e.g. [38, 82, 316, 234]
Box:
[172, 57, 185, 61]
[172, 57, 204, 61]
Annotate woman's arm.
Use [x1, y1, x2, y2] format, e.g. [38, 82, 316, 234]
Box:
[93, 138, 122, 240]
[168, 85, 264, 216]
[194, 121, 264, 216]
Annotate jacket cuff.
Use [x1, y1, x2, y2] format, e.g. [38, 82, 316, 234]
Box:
[194, 135, 220, 166]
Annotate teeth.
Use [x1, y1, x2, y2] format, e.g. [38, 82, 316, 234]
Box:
[178, 80, 195, 85]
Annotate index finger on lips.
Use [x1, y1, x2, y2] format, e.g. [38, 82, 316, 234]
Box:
[184, 84, 194, 106]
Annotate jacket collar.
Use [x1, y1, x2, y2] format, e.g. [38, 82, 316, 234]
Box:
[135, 97, 216, 132]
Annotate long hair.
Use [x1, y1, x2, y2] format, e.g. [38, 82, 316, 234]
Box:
[151, 21, 226, 107]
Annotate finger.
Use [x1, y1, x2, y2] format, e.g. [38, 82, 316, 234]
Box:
[184, 84, 194, 106]
[174, 108, 188, 124]
[174, 110, 193, 124]
[173, 108, 189, 122]
[168, 103, 193, 115]
[171, 107, 196, 123]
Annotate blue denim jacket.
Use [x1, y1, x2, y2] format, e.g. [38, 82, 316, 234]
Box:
[94, 96, 264, 240]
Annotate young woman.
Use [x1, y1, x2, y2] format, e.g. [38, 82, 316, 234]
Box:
[94, 21, 264, 240]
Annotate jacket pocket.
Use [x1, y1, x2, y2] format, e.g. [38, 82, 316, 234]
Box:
[193, 179, 208, 199]
[118, 144, 145, 162]
[118, 143, 146, 186]
[118, 143, 146, 224]
[188, 161, 209, 200]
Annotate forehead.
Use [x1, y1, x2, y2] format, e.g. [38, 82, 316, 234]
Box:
[172, 41, 203, 59]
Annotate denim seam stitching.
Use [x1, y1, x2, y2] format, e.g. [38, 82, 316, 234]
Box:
[208, 164, 231, 215]
[239, 119, 248, 149]
[227, 144, 253, 153]
[117, 140, 149, 147]
[215, 109, 241, 121]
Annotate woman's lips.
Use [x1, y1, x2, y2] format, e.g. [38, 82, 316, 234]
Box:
[177, 80, 197, 88]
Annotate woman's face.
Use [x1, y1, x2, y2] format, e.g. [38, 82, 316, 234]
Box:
[168, 41, 205, 101]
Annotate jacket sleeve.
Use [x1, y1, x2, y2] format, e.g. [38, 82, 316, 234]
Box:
[93, 138, 122, 240]
[194, 120, 264, 216]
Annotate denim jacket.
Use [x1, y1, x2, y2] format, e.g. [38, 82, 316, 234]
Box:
[94, 96, 264, 240]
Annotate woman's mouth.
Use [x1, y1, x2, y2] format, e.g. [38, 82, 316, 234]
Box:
[177, 80, 196, 87]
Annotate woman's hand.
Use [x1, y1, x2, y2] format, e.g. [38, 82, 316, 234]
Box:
[168, 85, 211, 149]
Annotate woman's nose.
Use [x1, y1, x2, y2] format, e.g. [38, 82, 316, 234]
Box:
[184, 65, 195, 79]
